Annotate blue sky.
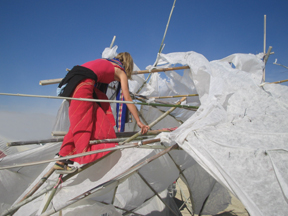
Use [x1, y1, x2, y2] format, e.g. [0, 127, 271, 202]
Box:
[1, 0, 287, 116]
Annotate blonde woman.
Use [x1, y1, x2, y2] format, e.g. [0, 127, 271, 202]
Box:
[55, 52, 149, 173]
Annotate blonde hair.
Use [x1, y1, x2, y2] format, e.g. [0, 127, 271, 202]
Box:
[115, 52, 133, 79]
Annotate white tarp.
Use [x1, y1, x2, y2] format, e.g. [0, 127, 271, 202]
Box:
[158, 51, 288, 216]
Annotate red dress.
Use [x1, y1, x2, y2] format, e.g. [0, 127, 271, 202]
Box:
[59, 59, 120, 164]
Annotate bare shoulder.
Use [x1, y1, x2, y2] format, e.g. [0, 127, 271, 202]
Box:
[114, 67, 126, 82]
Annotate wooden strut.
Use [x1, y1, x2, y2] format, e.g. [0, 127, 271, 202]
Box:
[18, 167, 55, 203]
[7, 128, 176, 146]
[41, 174, 63, 213]
[0, 138, 161, 170]
[135, 96, 184, 125]
[268, 79, 288, 84]
[39, 144, 178, 216]
[146, 93, 198, 99]
[120, 97, 186, 145]
[7, 135, 155, 147]
[134, 95, 197, 111]
[38, 66, 190, 86]
[0, 93, 198, 110]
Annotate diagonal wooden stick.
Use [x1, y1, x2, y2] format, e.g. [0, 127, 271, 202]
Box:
[18, 167, 55, 203]
[0, 93, 197, 109]
[0, 139, 161, 170]
[7, 128, 176, 146]
[120, 97, 186, 145]
[38, 66, 190, 86]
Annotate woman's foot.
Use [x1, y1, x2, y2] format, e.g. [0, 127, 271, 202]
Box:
[53, 162, 77, 174]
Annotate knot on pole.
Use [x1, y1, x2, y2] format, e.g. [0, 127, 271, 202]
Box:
[138, 140, 143, 146]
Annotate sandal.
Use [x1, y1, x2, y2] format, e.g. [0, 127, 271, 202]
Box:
[54, 162, 77, 174]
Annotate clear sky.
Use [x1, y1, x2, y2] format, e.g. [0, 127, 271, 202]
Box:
[1, 0, 287, 116]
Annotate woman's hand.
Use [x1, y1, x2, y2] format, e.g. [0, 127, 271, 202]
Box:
[137, 121, 150, 134]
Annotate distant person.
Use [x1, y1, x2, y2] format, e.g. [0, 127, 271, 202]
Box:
[54, 52, 149, 173]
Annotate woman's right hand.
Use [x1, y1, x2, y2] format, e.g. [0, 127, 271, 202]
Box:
[137, 121, 150, 134]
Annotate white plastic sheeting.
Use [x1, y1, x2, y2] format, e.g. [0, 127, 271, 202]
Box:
[160, 51, 288, 215]
[1, 47, 287, 216]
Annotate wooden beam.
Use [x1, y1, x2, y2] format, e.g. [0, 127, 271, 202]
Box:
[39, 66, 190, 85]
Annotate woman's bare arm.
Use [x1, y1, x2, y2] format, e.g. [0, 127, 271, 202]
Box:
[115, 68, 149, 134]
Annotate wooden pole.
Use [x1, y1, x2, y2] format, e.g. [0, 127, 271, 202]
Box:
[7, 128, 176, 146]
[120, 97, 186, 145]
[1, 183, 56, 216]
[264, 15, 266, 55]
[38, 66, 190, 86]
[0, 138, 162, 170]
[7, 135, 155, 147]
[270, 79, 288, 84]
[264, 46, 273, 65]
[134, 96, 185, 125]
[41, 174, 63, 213]
[134, 95, 197, 111]
[273, 61, 288, 70]
[133, 66, 189, 75]
[110, 35, 116, 48]
[0, 92, 197, 109]
[18, 167, 55, 202]
[159, 0, 176, 53]
[263, 15, 267, 83]
[148, 93, 198, 99]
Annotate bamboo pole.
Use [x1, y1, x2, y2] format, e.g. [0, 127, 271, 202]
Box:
[148, 93, 198, 99]
[263, 15, 267, 83]
[40, 144, 178, 216]
[264, 46, 273, 65]
[273, 60, 288, 70]
[135, 95, 197, 111]
[18, 167, 55, 202]
[159, 0, 176, 53]
[133, 66, 189, 75]
[269, 79, 288, 84]
[264, 15, 266, 55]
[41, 174, 63, 213]
[8, 137, 64, 146]
[52, 128, 176, 137]
[38, 66, 190, 86]
[120, 97, 186, 145]
[0, 93, 198, 109]
[7, 135, 155, 147]
[7, 128, 176, 146]
[135, 96, 184, 125]
[110, 35, 116, 48]
[0, 138, 161, 170]
[135, 0, 177, 95]
[1, 183, 56, 216]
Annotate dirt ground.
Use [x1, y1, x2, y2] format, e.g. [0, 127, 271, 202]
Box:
[173, 178, 249, 216]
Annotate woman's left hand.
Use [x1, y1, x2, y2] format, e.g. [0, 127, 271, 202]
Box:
[137, 121, 150, 134]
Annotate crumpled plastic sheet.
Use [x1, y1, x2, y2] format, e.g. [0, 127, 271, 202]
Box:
[160, 51, 288, 216]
